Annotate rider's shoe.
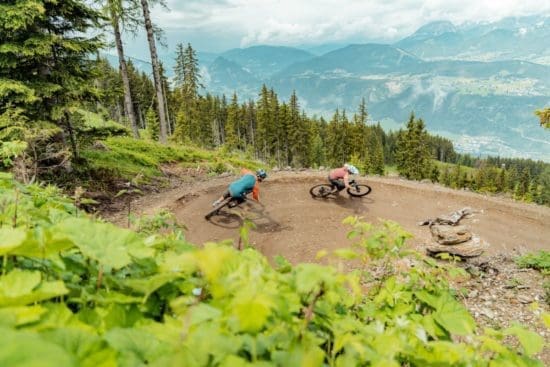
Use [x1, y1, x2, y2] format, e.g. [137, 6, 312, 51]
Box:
[212, 199, 222, 207]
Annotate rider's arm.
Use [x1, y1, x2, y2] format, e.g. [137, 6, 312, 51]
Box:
[343, 172, 350, 188]
[252, 183, 259, 202]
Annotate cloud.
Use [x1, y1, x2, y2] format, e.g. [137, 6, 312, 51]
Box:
[151, 0, 550, 50]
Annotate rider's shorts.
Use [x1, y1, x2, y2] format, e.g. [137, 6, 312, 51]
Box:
[328, 175, 345, 190]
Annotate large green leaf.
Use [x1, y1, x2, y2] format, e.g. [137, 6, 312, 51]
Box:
[124, 272, 181, 302]
[195, 243, 236, 282]
[432, 293, 475, 336]
[53, 218, 153, 269]
[187, 303, 222, 326]
[272, 346, 325, 367]
[105, 328, 173, 367]
[0, 305, 46, 326]
[28, 303, 95, 333]
[0, 327, 76, 367]
[0, 269, 68, 306]
[43, 328, 117, 367]
[0, 227, 26, 255]
[294, 263, 336, 294]
[10, 226, 74, 258]
[0, 268, 40, 297]
[504, 324, 544, 357]
[231, 291, 273, 333]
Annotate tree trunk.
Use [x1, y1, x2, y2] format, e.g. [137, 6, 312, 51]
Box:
[162, 80, 172, 135]
[140, 0, 168, 143]
[64, 111, 79, 161]
[111, 9, 140, 138]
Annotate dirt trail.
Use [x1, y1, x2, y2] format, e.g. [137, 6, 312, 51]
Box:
[109, 171, 550, 263]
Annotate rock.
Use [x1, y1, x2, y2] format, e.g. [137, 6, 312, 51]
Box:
[426, 237, 489, 258]
[271, 167, 280, 172]
[430, 224, 472, 245]
[318, 166, 325, 171]
[481, 308, 495, 319]
[517, 295, 532, 304]
[420, 207, 474, 226]
[468, 289, 479, 298]
[92, 140, 109, 150]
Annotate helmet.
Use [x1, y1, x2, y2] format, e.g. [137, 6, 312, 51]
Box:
[256, 169, 267, 180]
[344, 163, 359, 175]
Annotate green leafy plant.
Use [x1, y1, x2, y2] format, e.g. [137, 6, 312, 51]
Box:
[516, 251, 550, 275]
[0, 173, 546, 366]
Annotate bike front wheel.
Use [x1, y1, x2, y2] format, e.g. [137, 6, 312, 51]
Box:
[347, 184, 372, 197]
[309, 184, 334, 198]
[205, 198, 231, 220]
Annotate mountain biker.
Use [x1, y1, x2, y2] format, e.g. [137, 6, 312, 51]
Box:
[328, 163, 359, 192]
[212, 168, 267, 207]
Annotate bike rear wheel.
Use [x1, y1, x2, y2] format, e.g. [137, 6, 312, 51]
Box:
[309, 184, 334, 198]
[347, 184, 372, 197]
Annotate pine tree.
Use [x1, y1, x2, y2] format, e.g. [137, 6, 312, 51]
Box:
[182, 43, 202, 100]
[535, 107, 550, 128]
[452, 164, 463, 188]
[174, 43, 186, 90]
[224, 93, 240, 150]
[326, 109, 343, 167]
[441, 166, 452, 186]
[395, 113, 433, 180]
[1, 0, 103, 163]
[256, 85, 270, 160]
[145, 107, 159, 141]
[288, 91, 307, 166]
[367, 130, 385, 175]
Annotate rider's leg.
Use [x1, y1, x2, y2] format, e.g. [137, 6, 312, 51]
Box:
[212, 190, 230, 207]
[329, 178, 345, 192]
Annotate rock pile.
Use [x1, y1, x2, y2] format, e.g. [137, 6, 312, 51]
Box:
[419, 207, 489, 258]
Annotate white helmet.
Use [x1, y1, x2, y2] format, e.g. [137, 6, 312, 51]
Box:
[344, 163, 359, 175]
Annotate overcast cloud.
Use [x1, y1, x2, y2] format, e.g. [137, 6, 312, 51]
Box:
[149, 0, 550, 51]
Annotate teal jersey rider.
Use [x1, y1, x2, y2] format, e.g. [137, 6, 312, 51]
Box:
[212, 168, 267, 207]
[229, 169, 258, 199]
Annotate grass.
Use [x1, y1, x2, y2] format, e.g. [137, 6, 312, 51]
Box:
[515, 250, 550, 275]
[434, 160, 476, 175]
[80, 136, 264, 186]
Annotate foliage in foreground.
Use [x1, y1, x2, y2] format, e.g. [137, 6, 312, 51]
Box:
[0, 173, 547, 366]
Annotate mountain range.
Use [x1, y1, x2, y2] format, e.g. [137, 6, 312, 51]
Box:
[109, 15, 550, 161]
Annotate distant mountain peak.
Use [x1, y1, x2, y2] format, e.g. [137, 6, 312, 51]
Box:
[412, 20, 457, 39]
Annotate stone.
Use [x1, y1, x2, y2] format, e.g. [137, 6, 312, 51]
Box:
[430, 224, 472, 245]
[92, 140, 109, 151]
[426, 237, 489, 258]
[480, 308, 495, 319]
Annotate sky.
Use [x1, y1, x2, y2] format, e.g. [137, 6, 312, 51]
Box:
[142, 0, 550, 53]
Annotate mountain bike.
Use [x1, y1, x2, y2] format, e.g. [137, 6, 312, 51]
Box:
[204, 191, 251, 220]
[309, 179, 372, 198]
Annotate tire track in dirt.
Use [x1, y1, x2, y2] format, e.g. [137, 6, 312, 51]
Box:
[110, 171, 550, 264]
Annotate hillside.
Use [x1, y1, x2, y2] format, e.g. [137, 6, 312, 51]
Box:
[193, 16, 550, 161]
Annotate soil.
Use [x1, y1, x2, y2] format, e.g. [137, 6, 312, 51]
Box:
[104, 169, 550, 361]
